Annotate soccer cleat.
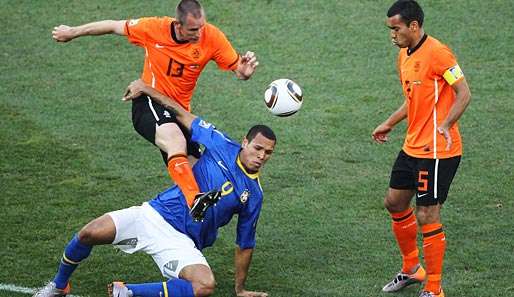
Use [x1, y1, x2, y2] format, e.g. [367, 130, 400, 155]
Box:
[32, 281, 71, 297]
[190, 190, 221, 222]
[382, 265, 426, 292]
[419, 289, 445, 297]
[108, 282, 133, 297]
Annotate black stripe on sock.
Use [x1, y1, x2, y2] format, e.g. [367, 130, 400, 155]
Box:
[392, 210, 414, 222]
[422, 227, 443, 238]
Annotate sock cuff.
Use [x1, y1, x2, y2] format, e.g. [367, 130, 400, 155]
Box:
[167, 154, 188, 163]
[391, 207, 415, 221]
[422, 223, 444, 238]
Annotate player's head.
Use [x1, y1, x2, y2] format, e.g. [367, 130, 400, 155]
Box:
[386, 0, 424, 48]
[175, 0, 205, 43]
[240, 125, 276, 173]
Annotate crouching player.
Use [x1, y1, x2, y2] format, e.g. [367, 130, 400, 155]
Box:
[33, 79, 273, 297]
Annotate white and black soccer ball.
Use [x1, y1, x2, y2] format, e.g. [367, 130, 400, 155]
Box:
[264, 79, 303, 117]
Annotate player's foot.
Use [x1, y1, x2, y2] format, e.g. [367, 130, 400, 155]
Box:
[32, 281, 71, 297]
[419, 289, 445, 297]
[382, 264, 426, 292]
[108, 282, 133, 297]
[190, 190, 221, 222]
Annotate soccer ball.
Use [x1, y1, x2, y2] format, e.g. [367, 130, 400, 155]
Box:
[264, 79, 303, 117]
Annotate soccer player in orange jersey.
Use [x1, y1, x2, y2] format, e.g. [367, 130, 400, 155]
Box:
[372, 1, 471, 297]
[51, 0, 258, 218]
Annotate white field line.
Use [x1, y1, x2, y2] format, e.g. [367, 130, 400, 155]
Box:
[0, 283, 83, 297]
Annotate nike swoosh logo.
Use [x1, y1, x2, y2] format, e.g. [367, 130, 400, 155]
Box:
[417, 193, 428, 198]
[217, 160, 228, 171]
[155, 43, 165, 48]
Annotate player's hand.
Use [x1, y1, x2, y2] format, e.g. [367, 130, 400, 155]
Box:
[123, 79, 147, 101]
[52, 25, 76, 42]
[236, 289, 268, 297]
[372, 123, 392, 144]
[437, 124, 452, 151]
[237, 51, 259, 79]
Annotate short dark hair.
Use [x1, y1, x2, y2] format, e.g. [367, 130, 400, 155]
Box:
[176, 0, 203, 24]
[246, 125, 276, 143]
[387, 0, 424, 27]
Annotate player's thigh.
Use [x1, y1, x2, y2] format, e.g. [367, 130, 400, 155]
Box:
[78, 214, 117, 245]
[386, 150, 416, 211]
[415, 156, 461, 206]
[131, 95, 201, 159]
[155, 122, 187, 153]
[107, 205, 144, 252]
[135, 203, 210, 279]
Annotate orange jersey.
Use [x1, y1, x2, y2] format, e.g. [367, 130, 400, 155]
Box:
[398, 35, 465, 159]
[124, 17, 239, 111]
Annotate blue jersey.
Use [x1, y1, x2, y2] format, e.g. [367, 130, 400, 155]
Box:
[149, 118, 263, 250]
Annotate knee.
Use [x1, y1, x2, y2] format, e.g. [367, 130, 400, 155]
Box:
[192, 275, 216, 297]
[77, 226, 95, 245]
[384, 195, 403, 213]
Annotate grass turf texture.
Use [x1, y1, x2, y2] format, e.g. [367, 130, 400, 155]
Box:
[1, 0, 513, 296]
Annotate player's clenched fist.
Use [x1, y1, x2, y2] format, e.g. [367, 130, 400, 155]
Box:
[52, 25, 76, 42]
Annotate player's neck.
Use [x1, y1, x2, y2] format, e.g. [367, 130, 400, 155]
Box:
[407, 31, 427, 55]
[172, 22, 187, 43]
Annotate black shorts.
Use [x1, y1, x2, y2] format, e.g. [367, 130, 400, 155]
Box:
[131, 95, 201, 164]
[389, 150, 461, 206]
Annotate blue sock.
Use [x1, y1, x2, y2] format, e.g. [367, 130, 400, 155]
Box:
[126, 278, 194, 297]
[53, 234, 92, 289]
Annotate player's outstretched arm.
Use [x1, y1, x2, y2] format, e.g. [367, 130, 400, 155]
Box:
[52, 20, 126, 42]
[372, 101, 408, 144]
[123, 79, 196, 131]
[235, 247, 268, 297]
[234, 51, 259, 80]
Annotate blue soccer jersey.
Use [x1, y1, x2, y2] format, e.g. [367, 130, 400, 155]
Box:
[149, 118, 263, 250]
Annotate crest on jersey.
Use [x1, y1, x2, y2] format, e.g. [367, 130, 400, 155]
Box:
[240, 190, 249, 204]
[199, 120, 212, 129]
[192, 48, 201, 59]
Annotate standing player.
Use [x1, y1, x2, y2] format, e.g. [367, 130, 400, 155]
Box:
[33, 79, 273, 297]
[51, 0, 259, 218]
[372, 1, 471, 297]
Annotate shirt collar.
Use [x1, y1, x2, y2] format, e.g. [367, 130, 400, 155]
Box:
[237, 156, 260, 179]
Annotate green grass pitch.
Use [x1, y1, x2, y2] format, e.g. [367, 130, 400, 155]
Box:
[1, 1, 513, 296]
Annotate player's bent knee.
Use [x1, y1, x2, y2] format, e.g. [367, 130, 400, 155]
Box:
[77, 215, 116, 245]
[180, 264, 216, 297]
[191, 278, 216, 297]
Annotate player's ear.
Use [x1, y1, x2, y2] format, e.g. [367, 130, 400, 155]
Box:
[242, 137, 249, 148]
[409, 20, 419, 31]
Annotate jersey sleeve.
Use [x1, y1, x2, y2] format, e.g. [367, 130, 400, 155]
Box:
[124, 17, 158, 47]
[209, 26, 240, 71]
[432, 45, 464, 85]
[236, 197, 262, 249]
[190, 117, 237, 150]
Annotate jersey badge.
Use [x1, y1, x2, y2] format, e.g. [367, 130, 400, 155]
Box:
[414, 61, 421, 72]
[240, 190, 249, 204]
[199, 120, 212, 129]
[192, 48, 201, 59]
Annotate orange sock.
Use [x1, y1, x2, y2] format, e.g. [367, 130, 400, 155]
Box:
[422, 223, 446, 293]
[391, 208, 419, 273]
[167, 154, 200, 207]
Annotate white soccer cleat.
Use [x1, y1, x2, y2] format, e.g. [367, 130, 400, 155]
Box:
[382, 265, 426, 292]
[32, 281, 71, 297]
[419, 289, 445, 297]
[108, 281, 133, 297]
